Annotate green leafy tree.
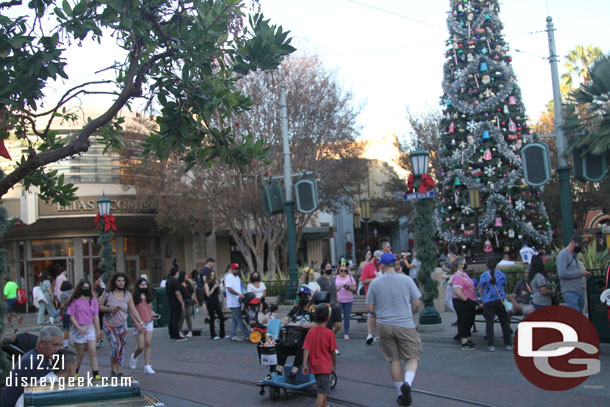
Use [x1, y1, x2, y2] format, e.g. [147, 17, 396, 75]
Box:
[561, 45, 603, 97]
[0, 0, 295, 204]
[435, 0, 552, 253]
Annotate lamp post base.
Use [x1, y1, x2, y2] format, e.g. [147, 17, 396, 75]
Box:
[418, 299, 442, 327]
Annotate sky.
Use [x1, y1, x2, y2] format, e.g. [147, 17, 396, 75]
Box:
[257, 0, 610, 142]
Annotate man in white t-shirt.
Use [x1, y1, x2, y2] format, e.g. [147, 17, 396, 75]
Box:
[225, 263, 249, 341]
[519, 243, 537, 264]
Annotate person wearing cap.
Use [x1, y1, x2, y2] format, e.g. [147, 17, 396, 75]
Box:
[225, 263, 249, 341]
[361, 250, 383, 344]
[366, 252, 422, 406]
[557, 235, 591, 312]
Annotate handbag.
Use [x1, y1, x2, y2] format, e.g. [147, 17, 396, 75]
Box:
[493, 284, 512, 312]
[16, 288, 27, 305]
[280, 325, 308, 350]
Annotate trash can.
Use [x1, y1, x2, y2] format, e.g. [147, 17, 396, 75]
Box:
[155, 287, 169, 328]
[587, 274, 610, 343]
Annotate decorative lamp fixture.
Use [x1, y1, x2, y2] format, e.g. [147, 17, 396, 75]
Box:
[97, 193, 111, 216]
[353, 212, 361, 229]
[468, 188, 480, 209]
[410, 147, 430, 177]
[360, 198, 371, 221]
[346, 231, 352, 243]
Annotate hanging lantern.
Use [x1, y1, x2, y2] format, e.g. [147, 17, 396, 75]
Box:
[508, 96, 517, 105]
[482, 130, 491, 140]
[480, 62, 488, 71]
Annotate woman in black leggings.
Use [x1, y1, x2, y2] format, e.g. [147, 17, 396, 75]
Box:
[204, 271, 225, 340]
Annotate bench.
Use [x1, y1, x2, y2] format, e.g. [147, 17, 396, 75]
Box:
[350, 296, 368, 322]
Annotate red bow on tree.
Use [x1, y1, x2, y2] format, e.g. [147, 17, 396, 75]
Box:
[407, 174, 415, 193]
[94, 213, 118, 232]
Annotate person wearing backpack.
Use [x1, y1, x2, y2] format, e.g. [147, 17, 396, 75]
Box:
[479, 257, 513, 352]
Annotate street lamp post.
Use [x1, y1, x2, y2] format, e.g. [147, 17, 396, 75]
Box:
[95, 193, 116, 284]
[410, 148, 442, 327]
[360, 198, 371, 250]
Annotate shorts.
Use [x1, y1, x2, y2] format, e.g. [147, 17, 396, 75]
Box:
[519, 304, 535, 314]
[315, 373, 331, 395]
[62, 313, 71, 330]
[6, 298, 16, 313]
[71, 324, 96, 344]
[377, 323, 422, 362]
[133, 321, 154, 335]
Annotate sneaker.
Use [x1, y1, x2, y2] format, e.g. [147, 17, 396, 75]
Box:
[186, 331, 193, 338]
[374, 336, 379, 342]
[144, 365, 156, 374]
[174, 337, 187, 342]
[17, 317, 23, 326]
[94, 374, 101, 380]
[366, 334, 374, 345]
[488, 346, 496, 352]
[129, 353, 137, 369]
[398, 382, 412, 406]
[461, 342, 476, 351]
[213, 336, 220, 340]
[335, 349, 341, 356]
[288, 372, 297, 384]
[178, 333, 186, 339]
[98, 340, 105, 348]
[49, 317, 55, 324]
[344, 335, 350, 341]
[231, 336, 243, 342]
[505, 345, 513, 351]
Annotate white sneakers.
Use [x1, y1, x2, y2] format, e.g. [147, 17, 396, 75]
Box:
[130, 353, 138, 369]
[213, 336, 221, 340]
[344, 335, 350, 341]
[186, 331, 193, 338]
[144, 365, 155, 374]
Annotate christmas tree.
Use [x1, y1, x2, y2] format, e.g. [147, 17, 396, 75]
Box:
[435, 0, 552, 252]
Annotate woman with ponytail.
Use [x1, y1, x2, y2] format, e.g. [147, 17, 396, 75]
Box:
[479, 257, 513, 352]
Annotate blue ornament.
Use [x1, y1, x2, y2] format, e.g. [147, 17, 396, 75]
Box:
[480, 62, 488, 71]
[480, 48, 489, 55]
[482, 130, 491, 140]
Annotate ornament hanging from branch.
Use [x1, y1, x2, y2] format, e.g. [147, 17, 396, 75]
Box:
[515, 199, 525, 211]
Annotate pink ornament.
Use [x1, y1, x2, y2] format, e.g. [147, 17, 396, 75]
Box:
[448, 122, 455, 134]
[484, 238, 493, 252]
[484, 148, 492, 160]
[508, 96, 517, 105]
[508, 118, 517, 132]
[495, 217, 502, 227]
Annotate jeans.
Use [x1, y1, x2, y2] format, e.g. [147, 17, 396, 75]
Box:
[230, 307, 248, 338]
[206, 300, 225, 338]
[563, 291, 585, 313]
[337, 302, 353, 335]
[168, 306, 182, 339]
[179, 303, 194, 332]
[453, 298, 476, 339]
[483, 300, 512, 347]
[37, 299, 57, 324]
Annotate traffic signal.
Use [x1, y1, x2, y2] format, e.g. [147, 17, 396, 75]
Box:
[295, 178, 318, 214]
[521, 142, 552, 187]
[574, 148, 607, 182]
[262, 182, 284, 216]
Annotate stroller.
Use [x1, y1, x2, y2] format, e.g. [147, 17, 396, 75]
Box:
[241, 292, 267, 343]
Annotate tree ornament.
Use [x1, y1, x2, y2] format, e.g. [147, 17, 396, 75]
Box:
[448, 122, 455, 133]
[483, 148, 492, 160]
[480, 61, 488, 71]
[515, 199, 525, 211]
[495, 217, 502, 227]
[461, 223, 465, 230]
[466, 120, 479, 132]
[484, 238, 493, 252]
[467, 134, 475, 144]
[482, 74, 491, 84]
[461, 205, 473, 215]
[454, 176, 462, 186]
[484, 166, 495, 176]
[508, 95, 517, 105]
[482, 130, 491, 140]
[508, 118, 517, 132]
[508, 228, 515, 238]
[503, 104, 509, 114]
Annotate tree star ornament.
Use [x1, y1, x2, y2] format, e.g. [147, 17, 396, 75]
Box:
[466, 120, 479, 132]
[484, 166, 495, 177]
[461, 205, 473, 215]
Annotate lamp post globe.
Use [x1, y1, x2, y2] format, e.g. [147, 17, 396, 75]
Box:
[410, 147, 430, 177]
[97, 194, 111, 216]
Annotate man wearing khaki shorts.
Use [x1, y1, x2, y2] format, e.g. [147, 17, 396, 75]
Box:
[366, 253, 422, 407]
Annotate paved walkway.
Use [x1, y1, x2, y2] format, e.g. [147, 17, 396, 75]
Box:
[5, 306, 610, 406]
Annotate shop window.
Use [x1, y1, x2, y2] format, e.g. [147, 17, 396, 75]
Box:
[31, 239, 74, 258]
[124, 237, 148, 255]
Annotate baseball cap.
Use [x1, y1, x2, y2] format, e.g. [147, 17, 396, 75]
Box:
[298, 285, 312, 296]
[230, 263, 240, 269]
[570, 235, 585, 246]
[373, 250, 384, 260]
[379, 253, 397, 265]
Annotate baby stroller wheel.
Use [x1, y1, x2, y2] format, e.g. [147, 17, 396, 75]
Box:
[330, 371, 337, 390]
[249, 330, 263, 344]
[269, 386, 280, 401]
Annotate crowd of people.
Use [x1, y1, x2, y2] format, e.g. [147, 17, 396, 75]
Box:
[1, 234, 605, 407]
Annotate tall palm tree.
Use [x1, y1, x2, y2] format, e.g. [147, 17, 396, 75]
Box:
[561, 45, 603, 97]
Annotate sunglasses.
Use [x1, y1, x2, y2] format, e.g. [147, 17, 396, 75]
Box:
[340, 269, 348, 272]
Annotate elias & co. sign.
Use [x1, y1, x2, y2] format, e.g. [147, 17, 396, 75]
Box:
[38, 196, 155, 217]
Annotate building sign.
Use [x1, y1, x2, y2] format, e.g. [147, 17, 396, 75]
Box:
[39, 196, 155, 217]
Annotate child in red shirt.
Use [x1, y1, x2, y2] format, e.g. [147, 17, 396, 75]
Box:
[302, 305, 338, 407]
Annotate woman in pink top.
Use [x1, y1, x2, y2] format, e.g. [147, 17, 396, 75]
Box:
[451, 257, 477, 351]
[66, 279, 101, 379]
[335, 263, 357, 340]
[129, 277, 158, 375]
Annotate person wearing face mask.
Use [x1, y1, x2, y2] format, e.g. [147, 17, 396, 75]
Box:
[317, 260, 337, 307]
[557, 235, 591, 312]
[66, 279, 101, 379]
